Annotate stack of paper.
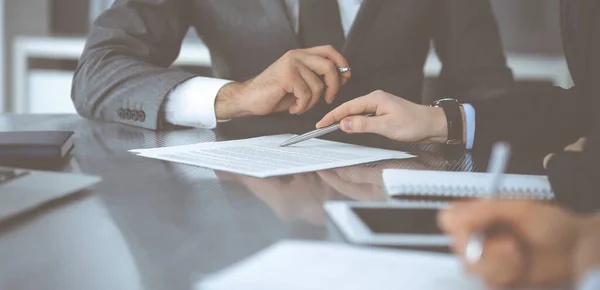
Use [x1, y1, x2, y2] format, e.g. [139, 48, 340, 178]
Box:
[196, 240, 483, 290]
[130, 135, 413, 178]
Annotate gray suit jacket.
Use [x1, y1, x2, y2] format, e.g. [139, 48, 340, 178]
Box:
[72, 0, 513, 130]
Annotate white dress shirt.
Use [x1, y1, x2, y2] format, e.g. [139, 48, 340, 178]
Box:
[165, 0, 363, 129]
[463, 104, 476, 150]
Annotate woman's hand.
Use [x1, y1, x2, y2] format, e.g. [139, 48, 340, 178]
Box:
[316, 90, 449, 143]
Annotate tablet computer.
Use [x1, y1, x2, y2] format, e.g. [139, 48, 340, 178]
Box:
[324, 201, 450, 247]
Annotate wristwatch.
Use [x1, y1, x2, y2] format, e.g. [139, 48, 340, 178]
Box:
[431, 98, 464, 146]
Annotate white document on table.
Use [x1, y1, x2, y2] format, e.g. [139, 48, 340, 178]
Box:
[129, 135, 413, 178]
[196, 240, 484, 290]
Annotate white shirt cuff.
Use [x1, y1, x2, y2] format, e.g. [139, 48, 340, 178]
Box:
[164, 76, 232, 129]
[462, 103, 476, 150]
[578, 267, 600, 290]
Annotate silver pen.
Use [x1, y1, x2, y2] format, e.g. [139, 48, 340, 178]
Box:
[465, 142, 512, 264]
[279, 112, 374, 147]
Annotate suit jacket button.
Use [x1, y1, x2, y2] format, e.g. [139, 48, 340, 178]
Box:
[132, 111, 139, 121]
[118, 109, 125, 119]
[139, 111, 146, 122]
[125, 109, 132, 120]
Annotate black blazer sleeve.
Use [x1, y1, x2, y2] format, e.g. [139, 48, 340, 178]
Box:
[470, 85, 592, 154]
[546, 86, 600, 213]
[71, 0, 197, 130]
[545, 0, 600, 212]
[546, 151, 599, 213]
[431, 0, 514, 102]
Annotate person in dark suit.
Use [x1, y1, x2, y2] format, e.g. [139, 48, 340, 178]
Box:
[72, 0, 512, 131]
[317, 0, 600, 212]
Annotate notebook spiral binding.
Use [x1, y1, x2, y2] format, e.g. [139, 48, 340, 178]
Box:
[395, 184, 554, 200]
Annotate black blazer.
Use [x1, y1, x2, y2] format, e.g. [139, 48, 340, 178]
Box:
[72, 0, 513, 130]
[470, 0, 600, 212]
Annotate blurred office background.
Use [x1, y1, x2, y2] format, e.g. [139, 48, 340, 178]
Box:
[0, 0, 567, 114]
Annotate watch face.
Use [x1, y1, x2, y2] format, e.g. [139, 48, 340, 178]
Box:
[446, 139, 462, 146]
[432, 98, 459, 107]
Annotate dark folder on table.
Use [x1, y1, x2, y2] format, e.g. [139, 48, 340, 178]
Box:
[0, 131, 74, 167]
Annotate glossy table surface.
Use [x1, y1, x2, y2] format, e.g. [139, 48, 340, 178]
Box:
[0, 114, 541, 290]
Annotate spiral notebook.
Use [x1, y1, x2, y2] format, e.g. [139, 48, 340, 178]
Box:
[383, 169, 554, 200]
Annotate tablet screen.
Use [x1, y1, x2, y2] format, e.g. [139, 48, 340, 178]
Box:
[351, 207, 442, 235]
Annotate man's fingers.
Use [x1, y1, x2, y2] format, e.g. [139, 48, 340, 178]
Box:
[439, 200, 537, 238]
[274, 95, 296, 113]
[467, 235, 526, 287]
[339, 115, 384, 135]
[296, 64, 325, 113]
[298, 53, 341, 104]
[287, 73, 313, 114]
[303, 45, 351, 85]
[316, 95, 379, 128]
[303, 45, 350, 71]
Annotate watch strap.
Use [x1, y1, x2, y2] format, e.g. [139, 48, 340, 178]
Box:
[432, 98, 463, 145]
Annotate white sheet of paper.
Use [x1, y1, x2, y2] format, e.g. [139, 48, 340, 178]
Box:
[129, 135, 413, 178]
[196, 240, 484, 290]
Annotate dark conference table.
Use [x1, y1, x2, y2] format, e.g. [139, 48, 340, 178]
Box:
[0, 114, 545, 290]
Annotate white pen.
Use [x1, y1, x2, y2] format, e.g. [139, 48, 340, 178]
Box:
[464, 142, 512, 264]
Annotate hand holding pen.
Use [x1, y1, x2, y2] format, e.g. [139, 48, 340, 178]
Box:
[464, 142, 513, 265]
[214, 45, 351, 120]
[281, 89, 449, 147]
[314, 90, 450, 144]
[439, 199, 592, 288]
[438, 143, 597, 287]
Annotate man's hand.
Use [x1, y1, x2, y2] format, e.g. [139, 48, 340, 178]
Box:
[439, 200, 597, 288]
[214, 45, 351, 120]
[316, 90, 449, 143]
[543, 137, 588, 169]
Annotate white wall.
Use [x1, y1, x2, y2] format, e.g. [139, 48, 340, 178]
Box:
[3, 0, 50, 112]
[0, 0, 4, 112]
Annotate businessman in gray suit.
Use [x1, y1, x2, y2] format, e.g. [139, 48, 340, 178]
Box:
[72, 0, 513, 130]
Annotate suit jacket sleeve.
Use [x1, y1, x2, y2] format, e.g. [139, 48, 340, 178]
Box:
[431, 0, 514, 102]
[470, 85, 592, 153]
[471, 85, 597, 211]
[545, 86, 600, 214]
[72, 0, 197, 130]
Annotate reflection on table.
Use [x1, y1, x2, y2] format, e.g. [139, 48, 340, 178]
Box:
[0, 115, 492, 290]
